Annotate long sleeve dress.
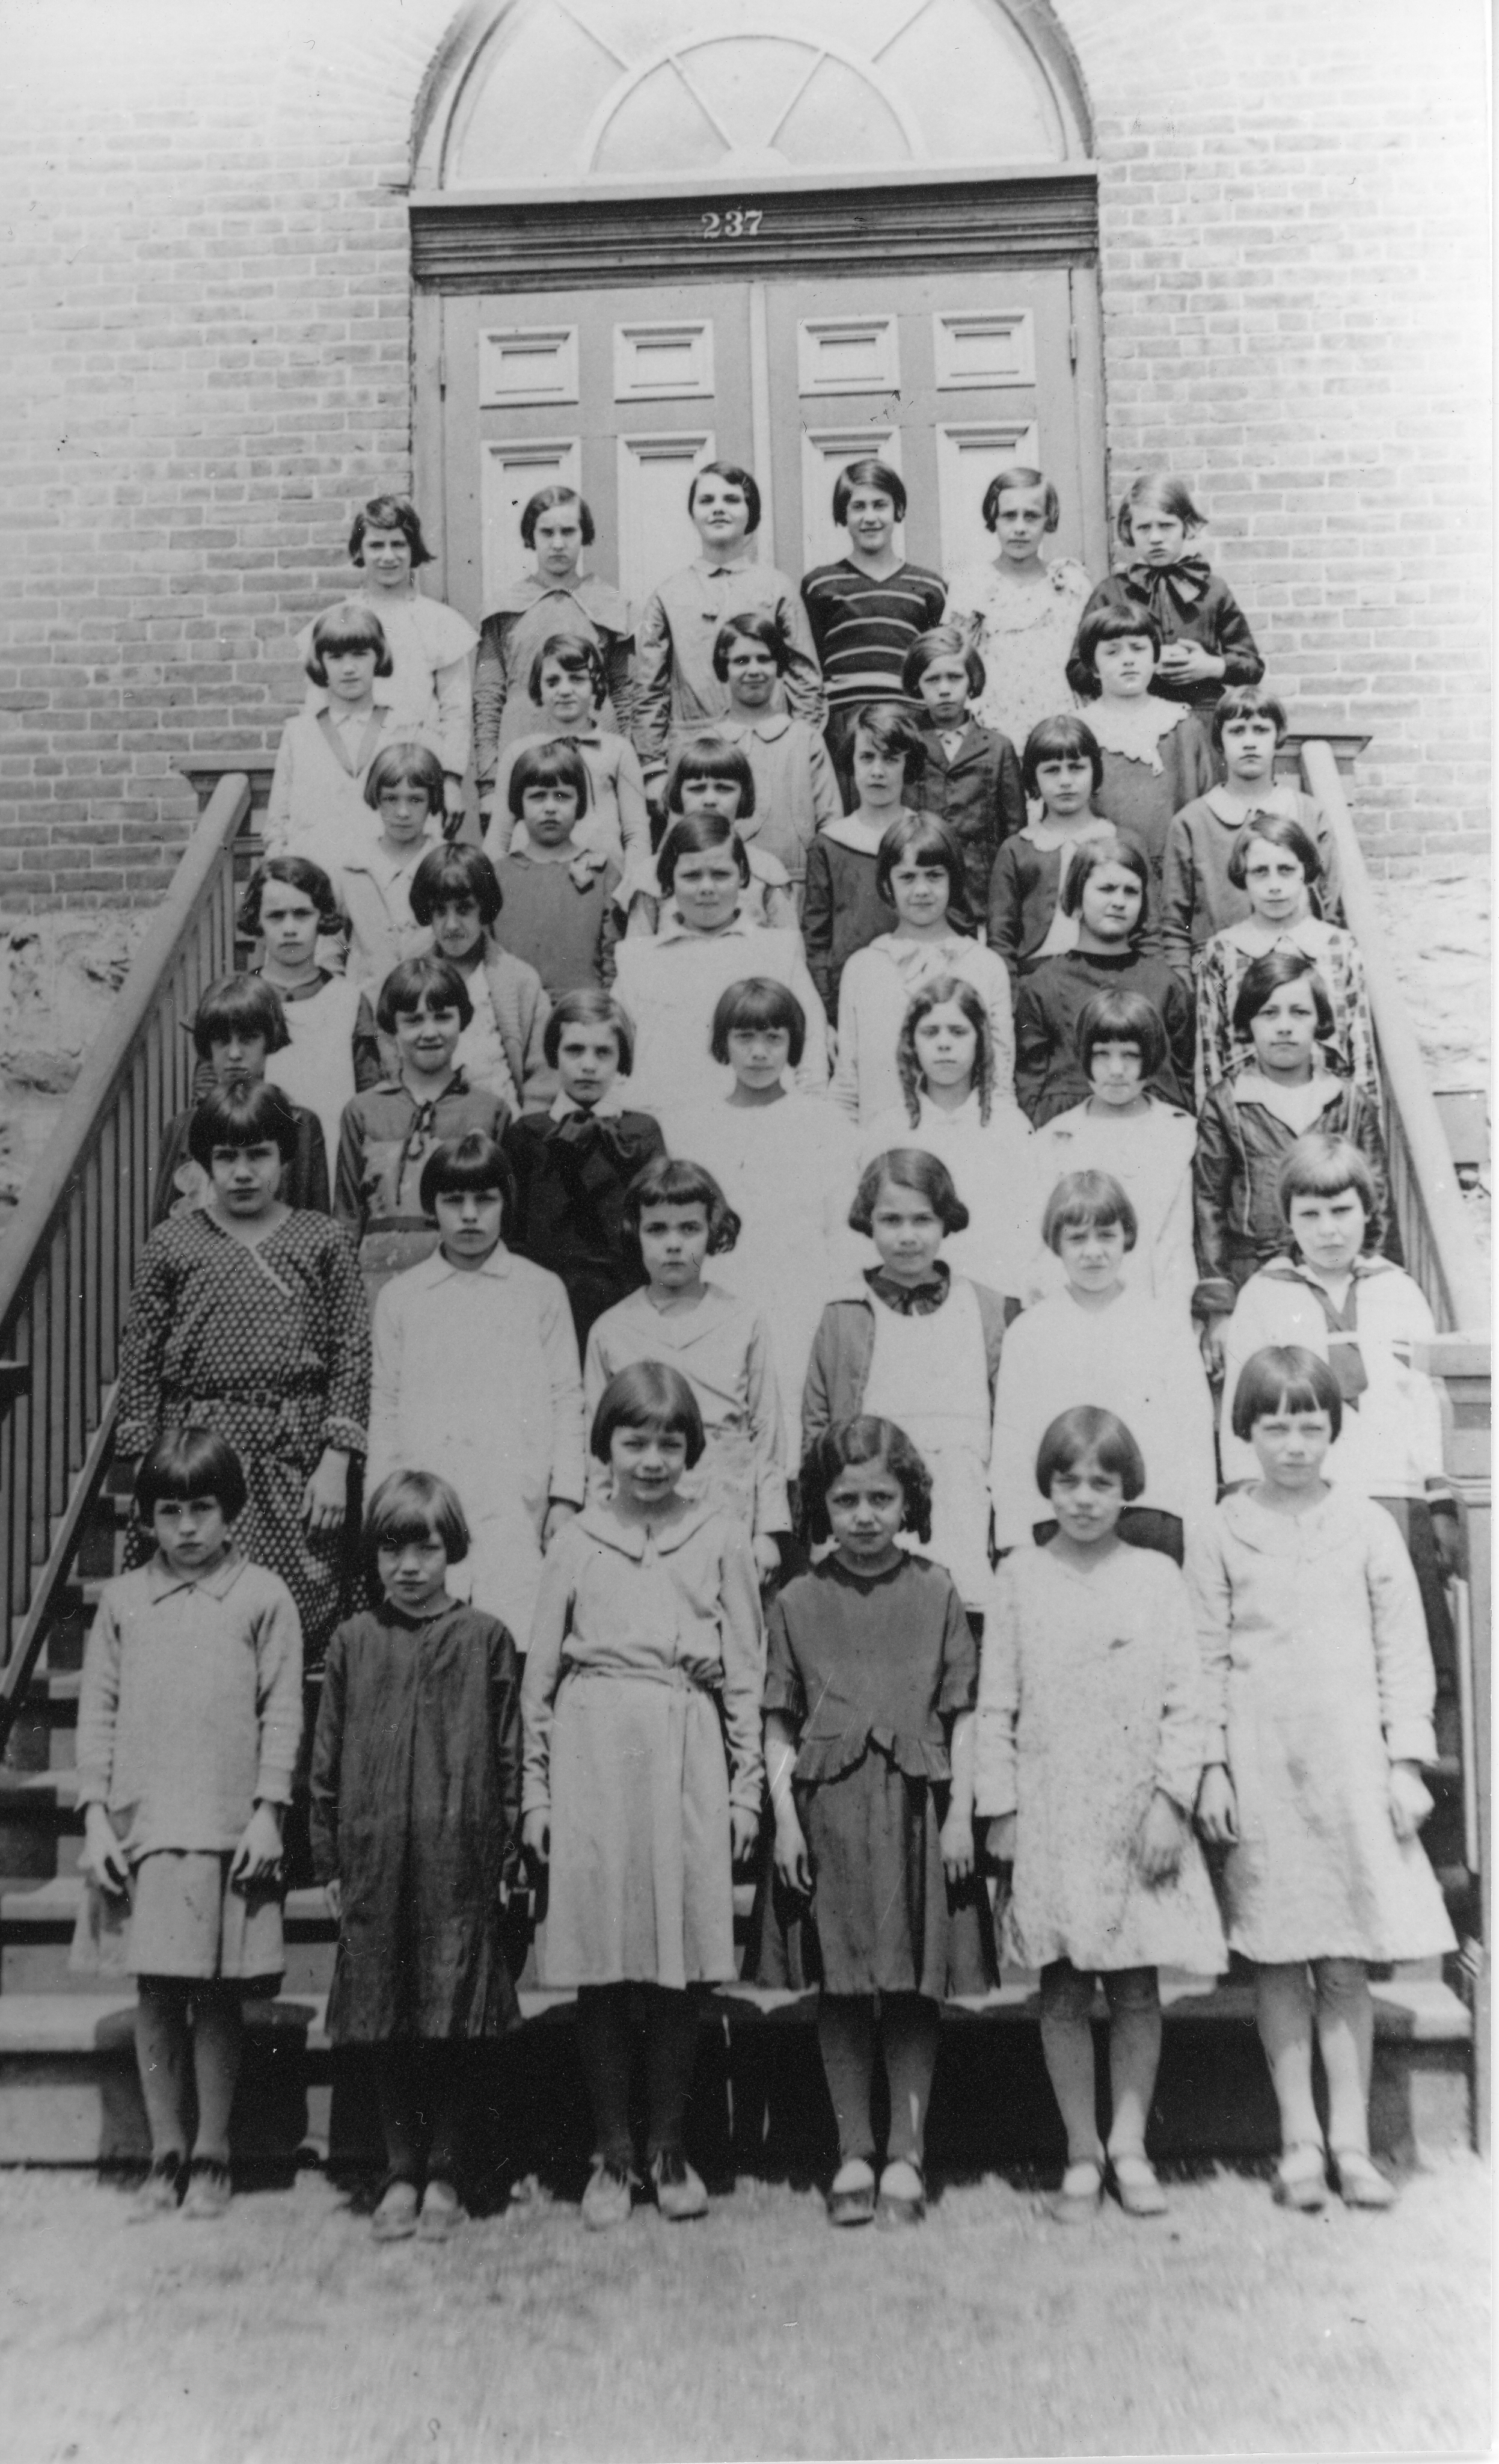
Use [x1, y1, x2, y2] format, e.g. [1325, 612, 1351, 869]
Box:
[1085, 697, 1217, 879]
[856, 1090, 1035, 1303]
[632, 559, 824, 784]
[712, 714, 845, 900]
[1191, 1065, 1397, 1315]
[116, 1209, 370, 1660]
[473, 573, 633, 785]
[333, 1072, 512, 1298]
[974, 1544, 1225, 1977]
[1186, 1486, 1456, 1964]
[1013, 947, 1197, 1127]
[266, 698, 435, 857]
[1068, 564, 1264, 714]
[584, 1282, 789, 1544]
[503, 1097, 666, 1351]
[311, 1599, 523, 2041]
[800, 816, 897, 1019]
[1195, 916, 1376, 1101]
[945, 556, 1093, 751]
[522, 1499, 765, 1988]
[612, 909, 829, 1111]
[485, 725, 651, 889]
[1022, 1098, 1198, 1317]
[833, 933, 1015, 1122]
[911, 716, 1027, 921]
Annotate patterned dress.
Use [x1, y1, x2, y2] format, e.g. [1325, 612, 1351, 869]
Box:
[945, 557, 1092, 757]
[1195, 917, 1377, 1102]
[117, 1209, 370, 1660]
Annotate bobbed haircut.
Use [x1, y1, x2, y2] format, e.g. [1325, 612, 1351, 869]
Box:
[363, 1468, 470, 1590]
[348, 493, 434, 568]
[1021, 711, 1103, 797]
[1230, 1344, 1343, 1445]
[799, 1415, 933, 1550]
[850, 1147, 968, 1238]
[520, 484, 595, 549]
[832, 457, 907, 525]
[417, 1130, 517, 1224]
[375, 953, 474, 1036]
[527, 630, 607, 708]
[238, 855, 339, 938]
[656, 810, 751, 894]
[1117, 473, 1207, 545]
[590, 1360, 707, 1469]
[362, 741, 446, 816]
[1226, 810, 1323, 893]
[507, 739, 591, 820]
[190, 973, 290, 1061]
[665, 736, 755, 819]
[1070, 601, 1164, 693]
[409, 841, 504, 930]
[1212, 683, 1289, 751]
[1277, 1132, 1382, 1252]
[853, 701, 928, 782]
[186, 1079, 301, 1170]
[135, 1428, 248, 1525]
[897, 974, 995, 1127]
[710, 975, 806, 1068]
[1041, 1168, 1138, 1255]
[982, 464, 1061, 533]
[901, 625, 986, 702]
[1035, 1404, 1145, 1504]
[712, 609, 791, 680]
[1074, 988, 1169, 1083]
[305, 600, 391, 685]
[1230, 947, 1335, 1042]
[622, 1154, 741, 1258]
[1058, 831, 1151, 936]
[687, 459, 761, 535]
[875, 809, 969, 915]
[544, 986, 634, 1074]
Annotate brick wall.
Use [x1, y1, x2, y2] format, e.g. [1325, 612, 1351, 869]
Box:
[0, 0, 1488, 904]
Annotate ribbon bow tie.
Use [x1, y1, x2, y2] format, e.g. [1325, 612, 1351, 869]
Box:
[1124, 554, 1213, 624]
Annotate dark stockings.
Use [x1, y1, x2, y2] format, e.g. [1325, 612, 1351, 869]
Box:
[575, 1984, 702, 2168]
[815, 1992, 940, 2168]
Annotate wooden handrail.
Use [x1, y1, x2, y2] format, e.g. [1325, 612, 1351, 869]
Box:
[1300, 741, 1491, 1335]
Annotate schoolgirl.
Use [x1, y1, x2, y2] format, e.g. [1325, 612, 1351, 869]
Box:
[1013, 834, 1195, 1125]
[986, 714, 1117, 976]
[583, 1157, 788, 1583]
[1065, 603, 1215, 877]
[313, 1471, 523, 2241]
[523, 1363, 765, 2227]
[975, 1406, 1224, 2221]
[710, 612, 845, 902]
[333, 743, 447, 998]
[640, 736, 797, 934]
[473, 485, 633, 785]
[1070, 473, 1264, 716]
[234, 858, 381, 1174]
[802, 703, 933, 1022]
[765, 1417, 978, 2224]
[367, 1134, 586, 1645]
[799, 458, 947, 787]
[1161, 687, 1343, 977]
[1195, 811, 1375, 1098]
[408, 842, 551, 1111]
[903, 625, 1026, 919]
[156, 974, 329, 1225]
[267, 602, 418, 858]
[485, 743, 621, 1000]
[1192, 1347, 1455, 2211]
[943, 464, 1092, 751]
[483, 633, 650, 889]
[832, 813, 1014, 1123]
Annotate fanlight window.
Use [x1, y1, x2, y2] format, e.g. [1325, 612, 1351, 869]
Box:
[440, 0, 1076, 188]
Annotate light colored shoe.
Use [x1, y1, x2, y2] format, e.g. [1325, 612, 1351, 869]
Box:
[127, 2153, 185, 2223]
[1332, 2149, 1396, 2210]
[1048, 2157, 1104, 2224]
[372, 2180, 420, 2241]
[1271, 2146, 1328, 2212]
[650, 2150, 708, 2221]
[876, 2158, 927, 2225]
[1109, 2152, 1168, 2217]
[418, 2179, 464, 2241]
[181, 2157, 232, 2221]
[581, 2156, 636, 2231]
[827, 2157, 877, 2228]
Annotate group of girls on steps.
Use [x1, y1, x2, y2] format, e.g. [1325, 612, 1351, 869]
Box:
[77, 459, 1456, 2241]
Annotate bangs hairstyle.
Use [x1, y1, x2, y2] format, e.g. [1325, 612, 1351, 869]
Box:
[1117, 473, 1206, 544]
[1230, 947, 1334, 1041]
[901, 625, 986, 701]
[853, 701, 927, 782]
[1070, 602, 1163, 693]
[417, 1130, 517, 1224]
[238, 855, 339, 938]
[982, 464, 1061, 533]
[527, 631, 607, 708]
[590, 1360, 706, 1469]
[1230, 1344, 1343, 1445]
[832, 457, 908, 525]
[507, 739, 591, 820]
[1212, 683, 1289, 751]
[1226, 810, 1323, 892]
[897, 974, 995, 1127]
[544, 986, 634, 1074]
[348, 493, 434, 568]
[875, 810, 969, 918]
[1021, 711, 1103, 797]
[305, 600, 391, 684]
[1041, 1168, 1138, 1255]
[622, 1155, 740, 1257]
[710, 975, 806, 1068]
[1074, 988, 1168, 1083]
[1058, 831, 1151, 935]
[1035, 1404, 1145, 1504]
[362, 742, 446, 816]
[409, 841, 503, 930]
[190, 974, 290, 1061]
[657, 810, 751, 894]
[186, 1080, 301, 1169]
[363, 1468, 470, 1588]
[687, 459, 761, 535]
[712, 610, 791, 680]
[799, 1416, 933, 1550]
[134, 1428, 247, 1526]
[374, 953, 473, 1036]
[520, 484, 595, 549]
[1277, 1132, 1382, 1251]
[849, 1147, 968, 1238]
[665, 737, 755, 817]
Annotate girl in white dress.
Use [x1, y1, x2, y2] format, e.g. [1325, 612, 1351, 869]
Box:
[1192, 1346, 1456, 2211]
[833, 814, 1014, 1123]
[976, 1405, 1225, 2220]
[268, 603, 424, 856]
[945, 466, 1091, 752]
[237, 856, 377, 1176]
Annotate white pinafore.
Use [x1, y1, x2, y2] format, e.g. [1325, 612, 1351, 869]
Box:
[266, 973, 363, 1178]
[860, 1276, 992, 1609]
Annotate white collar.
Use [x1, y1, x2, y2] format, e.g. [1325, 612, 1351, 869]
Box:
[1085, 694, 1186, 770]
[547, 1089, 628, 1123]
[818, 814, 887, 856]
[409, 1243, 513, 1286]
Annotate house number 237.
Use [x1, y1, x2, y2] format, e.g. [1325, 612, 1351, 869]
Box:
[701, 208, 764, 239]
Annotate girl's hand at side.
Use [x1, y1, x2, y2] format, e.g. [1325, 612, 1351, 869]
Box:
[522, 1809, 551, 1866]
[1388, 1761, 1433, 1841]
[1136, 1789, 1185, 1884]
[1431, 1505, 1465, 1584]
[324, 1878, 343, 1921]
[81, 1806, 131, 1899]
[753, 1534, 783, 1588]
[940, 1805, 975, 1885]
[729, 1805, 759, 1868]
[301, 1446, 351, 1534]
[1198, 1316, 1227, 1379]
[229, 1801, 284, 1889]
[1195, 1765, 1238, 1845]
[772, 1811, 812, 1898]
[443, 776, 467, 825]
